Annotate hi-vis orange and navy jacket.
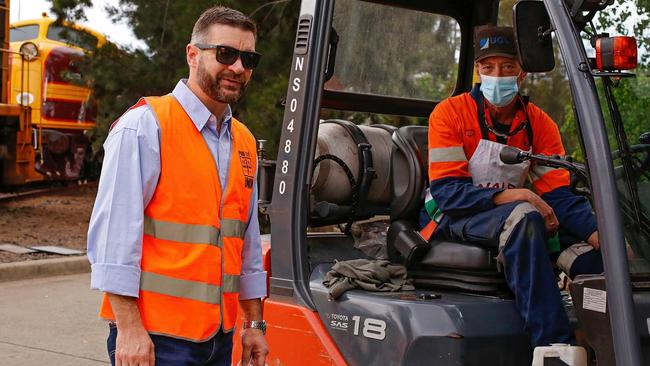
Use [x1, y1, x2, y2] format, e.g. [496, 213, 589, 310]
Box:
[99, 94, 257, 342]
[427, 86, 597, 242]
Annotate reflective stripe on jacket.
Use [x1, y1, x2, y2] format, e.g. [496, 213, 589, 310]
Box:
[99, 94, 257, 341]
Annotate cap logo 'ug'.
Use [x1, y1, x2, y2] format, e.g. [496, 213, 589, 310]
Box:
[479, 36, 509, 50]
[480, 37, 490, 50]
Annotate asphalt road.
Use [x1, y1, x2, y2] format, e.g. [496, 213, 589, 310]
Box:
[0, 273, 109, 365]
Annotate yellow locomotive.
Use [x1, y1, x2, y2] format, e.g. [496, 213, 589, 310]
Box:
[1, 12, 105, 187]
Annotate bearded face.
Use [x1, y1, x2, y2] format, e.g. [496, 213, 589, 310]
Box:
[196, 56, 249, 104]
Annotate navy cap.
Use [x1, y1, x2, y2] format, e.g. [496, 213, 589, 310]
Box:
[474, 26, 518, 61]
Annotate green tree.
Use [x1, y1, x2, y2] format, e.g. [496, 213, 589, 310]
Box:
[50, 0, 300, 156]
[321, 0, 461, 127]
[595, 0, 650, 64]
[330, 0, 460, 102]
[563, 0, 650, 159]
[498, 0, 650, 158]
[562, 69, 650, 159]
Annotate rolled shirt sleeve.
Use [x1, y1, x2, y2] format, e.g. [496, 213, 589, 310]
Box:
[87, 105, 160, 297]
[238, 179, 268, 300]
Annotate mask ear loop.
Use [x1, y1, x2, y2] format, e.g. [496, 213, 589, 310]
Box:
[516, 71, 526, 87]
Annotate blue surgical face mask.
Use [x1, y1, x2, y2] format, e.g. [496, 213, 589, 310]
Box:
[479, 74, 519, 107]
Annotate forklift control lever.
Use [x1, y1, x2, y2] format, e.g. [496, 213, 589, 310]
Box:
[501, 146, 591, 195]
[499, 146, 525, 164]
[500, 146, 585, 175]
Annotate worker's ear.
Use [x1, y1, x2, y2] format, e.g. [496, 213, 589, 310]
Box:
[517, 71, 527, 85]
[515, 60, 527, 84]
[187, 44, 199, 68]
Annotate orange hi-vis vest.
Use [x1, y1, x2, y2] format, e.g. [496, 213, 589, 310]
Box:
[99, 94, 258, 342]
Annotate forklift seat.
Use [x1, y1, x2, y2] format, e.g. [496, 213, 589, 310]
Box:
[387, 125, 505, 292]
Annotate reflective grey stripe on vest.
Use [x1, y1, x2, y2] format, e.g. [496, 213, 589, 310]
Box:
[531, 165, 562, 181]
[498, 202, 538, 249]
[429, 146, 467, 163]
[140, 271, 221, 304]
[221, 219, 247, 238]
[557, 242, 594, 275]
[144, 216, 220, 246]
[497, 202, 538, 267]
[222, 274, 240, 293]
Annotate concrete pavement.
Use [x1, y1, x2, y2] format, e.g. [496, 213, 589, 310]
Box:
[0, 273, 109, 365]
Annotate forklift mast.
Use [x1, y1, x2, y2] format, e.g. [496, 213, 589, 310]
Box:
[543, 0, 642, 364]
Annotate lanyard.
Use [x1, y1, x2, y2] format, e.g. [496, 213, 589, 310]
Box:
[469, 84, 533, 147]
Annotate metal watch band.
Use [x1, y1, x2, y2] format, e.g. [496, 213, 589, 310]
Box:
[242, 320, 267, 334]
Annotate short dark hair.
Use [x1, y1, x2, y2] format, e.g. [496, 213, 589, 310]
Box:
[191, 6, 257, 43]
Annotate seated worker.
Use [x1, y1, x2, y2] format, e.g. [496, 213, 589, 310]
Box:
[425, 26, 604, 347]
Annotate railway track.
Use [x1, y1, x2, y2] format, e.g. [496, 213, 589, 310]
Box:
[0, 181, 97, 204]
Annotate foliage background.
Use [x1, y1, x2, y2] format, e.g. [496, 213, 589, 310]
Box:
[49, 0, 650, 160]
[498, 0, 650, 158]
[51, 0, 299, 157]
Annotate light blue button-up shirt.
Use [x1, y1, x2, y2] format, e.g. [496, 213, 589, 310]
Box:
[87, 80, 266, 300]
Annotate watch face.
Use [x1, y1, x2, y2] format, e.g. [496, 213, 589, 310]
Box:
[254, 321, 266, 333]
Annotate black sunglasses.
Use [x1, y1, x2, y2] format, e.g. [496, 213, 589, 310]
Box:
[194, 44, 262, 70]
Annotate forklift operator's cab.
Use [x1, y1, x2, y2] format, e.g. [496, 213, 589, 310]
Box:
[247, 0, 650, 365]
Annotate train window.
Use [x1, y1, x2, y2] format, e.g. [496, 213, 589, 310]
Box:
[10, 25, 39, 42]
[328, 0, 461, 101]
[47, 25, 98, 50]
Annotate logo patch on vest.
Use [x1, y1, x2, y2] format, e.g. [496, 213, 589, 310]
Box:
[239, 151, 255, 189]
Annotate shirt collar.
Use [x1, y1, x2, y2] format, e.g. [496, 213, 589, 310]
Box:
[171, 79, 232, 133]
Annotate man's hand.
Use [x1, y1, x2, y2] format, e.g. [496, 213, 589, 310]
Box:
[241, 328, 269, 366]
[494, 188, 559, 235]
[239, 299, 268, 366]
[115, 323, 155, 366]
[107, 294, 155, 366]
[587, 231, 600, 250]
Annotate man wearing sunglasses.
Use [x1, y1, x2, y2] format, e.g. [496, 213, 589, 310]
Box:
[424, 26, 603, 348]
[88, 6, 268, 366]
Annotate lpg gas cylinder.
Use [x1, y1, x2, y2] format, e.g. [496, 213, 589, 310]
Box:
[311, 121, 393, 205]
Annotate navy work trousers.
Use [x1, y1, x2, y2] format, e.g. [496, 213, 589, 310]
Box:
[435, 201, 603, 347]
[107, 323, 234, 366]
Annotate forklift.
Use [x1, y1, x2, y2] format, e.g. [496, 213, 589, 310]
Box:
[233, 0, 650, 364]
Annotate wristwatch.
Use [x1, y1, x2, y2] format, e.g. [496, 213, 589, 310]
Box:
[242, 320, 267, 335]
